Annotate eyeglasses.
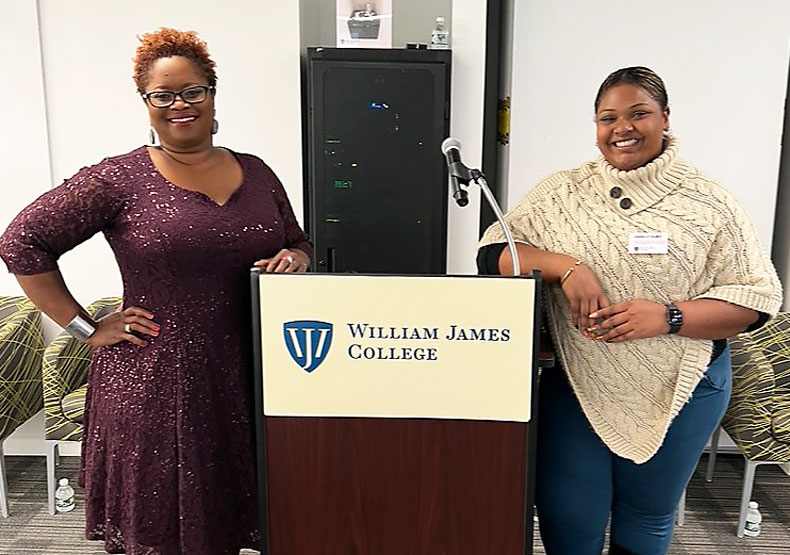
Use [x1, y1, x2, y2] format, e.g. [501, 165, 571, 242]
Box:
[142, 85, 215, 108]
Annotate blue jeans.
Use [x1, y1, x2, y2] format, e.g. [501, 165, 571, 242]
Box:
[535, 345, 731, 555]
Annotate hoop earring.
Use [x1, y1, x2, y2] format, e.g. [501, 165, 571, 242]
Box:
[149, 128, 157, 145]
[211, 119, 219, 135]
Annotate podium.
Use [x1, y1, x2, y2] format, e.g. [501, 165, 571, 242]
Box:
[250, 272, 543, 554]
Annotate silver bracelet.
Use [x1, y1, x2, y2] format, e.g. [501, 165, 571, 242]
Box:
[65, 313, 97, 342]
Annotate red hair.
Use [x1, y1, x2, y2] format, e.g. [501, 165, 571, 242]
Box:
[133, 28, 217, 94]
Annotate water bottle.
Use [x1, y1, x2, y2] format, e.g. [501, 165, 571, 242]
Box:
[744, 501, 762, 537]
[430, 17, 450, 50]
[55, 477, 75, 513]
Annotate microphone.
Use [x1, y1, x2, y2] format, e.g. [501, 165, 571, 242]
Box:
[441, 137, 470, 207]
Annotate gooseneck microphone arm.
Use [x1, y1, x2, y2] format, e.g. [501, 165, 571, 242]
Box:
[440, 138, 521, 277]
[469, 170, 521, 277]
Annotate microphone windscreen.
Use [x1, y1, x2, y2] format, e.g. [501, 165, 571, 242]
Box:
[441, 137, 462, 155]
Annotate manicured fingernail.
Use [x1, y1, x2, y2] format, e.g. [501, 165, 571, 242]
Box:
[589, 312, 598, 318]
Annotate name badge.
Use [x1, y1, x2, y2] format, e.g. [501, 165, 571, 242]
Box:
[628, 232, 668, 254]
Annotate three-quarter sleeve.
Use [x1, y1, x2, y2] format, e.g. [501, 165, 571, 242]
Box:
[0, 164, 125, 275]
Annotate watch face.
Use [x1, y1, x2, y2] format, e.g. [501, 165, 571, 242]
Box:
[667, 304, 683, 333]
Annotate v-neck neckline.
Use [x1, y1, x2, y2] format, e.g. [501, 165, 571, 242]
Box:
[144, 146, 247, 208]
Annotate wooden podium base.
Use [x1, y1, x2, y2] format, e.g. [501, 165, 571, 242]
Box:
[262, 417, 533, 555]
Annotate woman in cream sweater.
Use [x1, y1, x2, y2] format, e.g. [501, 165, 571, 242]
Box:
[478, 67, 782, 554]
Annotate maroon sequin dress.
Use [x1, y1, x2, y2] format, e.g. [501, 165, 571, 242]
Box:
[0, 146, 311, 554]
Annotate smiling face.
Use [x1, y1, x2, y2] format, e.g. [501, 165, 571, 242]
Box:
[144, 56, 215, 151]
[595, 83, 669, 170]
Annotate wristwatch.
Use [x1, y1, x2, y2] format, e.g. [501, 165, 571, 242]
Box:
[666, 303, 683, 334]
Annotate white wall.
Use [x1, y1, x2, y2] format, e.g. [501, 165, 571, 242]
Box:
[0, 1, 51, 296]
[1, 0, 304, 309]
[446, 0, 488, 274]
[507, 0, 790, 252]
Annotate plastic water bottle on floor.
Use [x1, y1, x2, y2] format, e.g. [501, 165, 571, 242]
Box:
[55, 478, 75, 513]
[744, 501, 762, 536]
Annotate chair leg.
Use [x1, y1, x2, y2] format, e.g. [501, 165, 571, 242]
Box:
[737, 459, 759, 538]
[676, 488, 686, 526]
[46, 441, 59, 516]
[0, 441, 9, 518]
[706, 425, 722, 482]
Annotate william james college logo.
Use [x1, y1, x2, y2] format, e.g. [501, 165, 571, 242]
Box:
[283, 320, 333, 373]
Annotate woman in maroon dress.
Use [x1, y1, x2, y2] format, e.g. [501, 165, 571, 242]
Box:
[0, 28, 310, 554]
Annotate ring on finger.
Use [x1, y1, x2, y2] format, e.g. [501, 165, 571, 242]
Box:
[285, 255, 294, 264]
[124, 323, 132, 334]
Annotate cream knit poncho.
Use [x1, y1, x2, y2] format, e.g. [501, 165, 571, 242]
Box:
[480, 140, 783, 463]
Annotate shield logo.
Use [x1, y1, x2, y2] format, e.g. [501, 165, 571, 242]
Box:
[283, 320, 334, 373]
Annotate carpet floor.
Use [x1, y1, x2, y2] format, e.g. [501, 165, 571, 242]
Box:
[0, 454, 787, 554]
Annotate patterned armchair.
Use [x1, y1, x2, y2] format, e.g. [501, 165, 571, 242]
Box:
[44, 296, 121, 515]
[712, 311, 790, 536]
[0, 296, 44, 517]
